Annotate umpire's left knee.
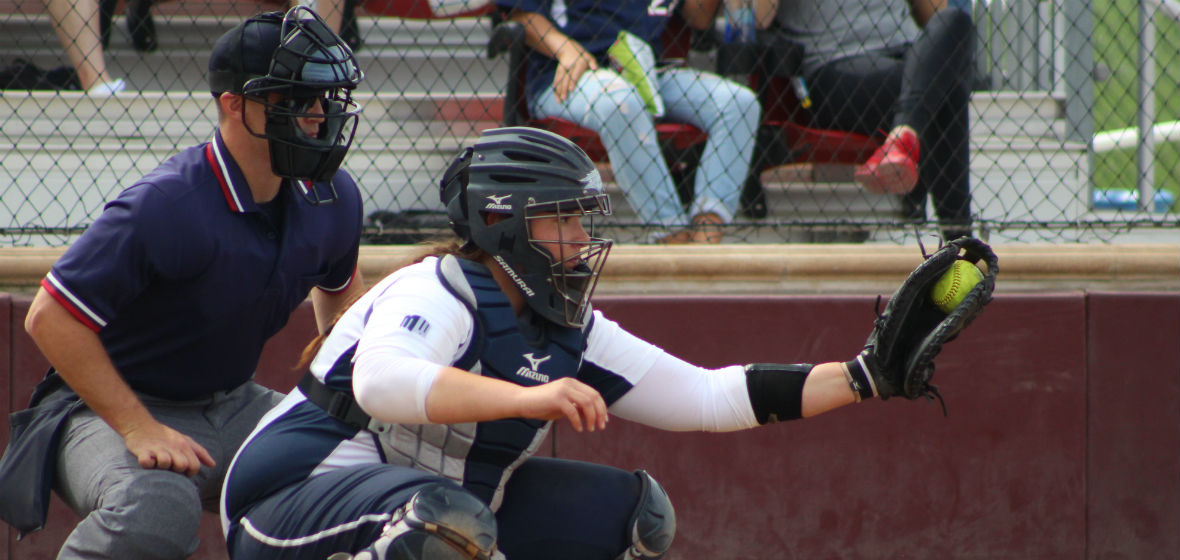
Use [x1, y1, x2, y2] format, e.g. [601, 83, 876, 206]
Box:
[108, 470, 203, 558]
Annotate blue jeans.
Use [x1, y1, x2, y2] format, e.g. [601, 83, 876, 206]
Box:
[531, 66, 759, 229]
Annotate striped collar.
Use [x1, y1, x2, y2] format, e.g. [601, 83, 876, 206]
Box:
[204, 130, 255, 214]
[204, 130, 320, 213]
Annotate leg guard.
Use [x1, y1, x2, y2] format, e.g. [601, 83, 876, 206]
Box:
[617, 471, 676, 560]
[346, 483, 502, 560]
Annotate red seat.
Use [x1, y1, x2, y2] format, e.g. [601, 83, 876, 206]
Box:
[709, 34, 883, 217]
[361, 0, 492, 19]
[525, 118, 708, 166]
[755, 68, 882, 165]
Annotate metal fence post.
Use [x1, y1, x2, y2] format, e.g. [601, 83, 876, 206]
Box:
[1063, 0, 1095, 193]
[1137, 0, 1157, 211]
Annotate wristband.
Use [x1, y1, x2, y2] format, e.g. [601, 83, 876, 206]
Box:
[843, 354, 878, 401]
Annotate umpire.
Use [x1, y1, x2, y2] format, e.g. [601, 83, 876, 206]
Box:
[0, 7, 366, 558]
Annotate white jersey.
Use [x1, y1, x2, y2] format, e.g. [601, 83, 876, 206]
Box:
[222, 255, 759, 532]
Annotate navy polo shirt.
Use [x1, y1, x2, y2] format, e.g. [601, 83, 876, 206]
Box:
[43, 131, 362, 400]
[497, 0, 678, 100]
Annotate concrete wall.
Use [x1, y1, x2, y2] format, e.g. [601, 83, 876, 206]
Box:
[3, 291, 1178, 559]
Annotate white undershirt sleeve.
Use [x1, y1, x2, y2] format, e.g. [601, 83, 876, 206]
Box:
[585, 312, 760, 432]
[351, 270, 471, 425]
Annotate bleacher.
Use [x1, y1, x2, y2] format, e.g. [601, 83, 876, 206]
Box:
[0, 5, 1097, 244]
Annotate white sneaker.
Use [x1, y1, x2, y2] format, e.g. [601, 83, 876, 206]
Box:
[86, 78, 126, 96]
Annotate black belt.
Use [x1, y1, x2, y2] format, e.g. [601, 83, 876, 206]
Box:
[297, 372, 371, 430]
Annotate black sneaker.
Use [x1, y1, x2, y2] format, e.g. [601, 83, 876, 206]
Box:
[99, 0, 117, 48]
[127, 0, 158, 52]
[739, 174, 768, 219]
[340, 0, 362, 52]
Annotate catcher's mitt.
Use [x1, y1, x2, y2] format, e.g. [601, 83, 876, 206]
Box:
[859, 236, 998, 408]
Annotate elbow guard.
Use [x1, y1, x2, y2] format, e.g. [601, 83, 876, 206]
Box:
[744, 363, 812, 424]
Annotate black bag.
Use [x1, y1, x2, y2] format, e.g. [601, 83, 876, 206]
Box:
[0, 369, 84, 538]
[0, 58, 81, 90]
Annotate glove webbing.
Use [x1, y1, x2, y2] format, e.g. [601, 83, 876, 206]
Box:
[843, 354, 877, 402]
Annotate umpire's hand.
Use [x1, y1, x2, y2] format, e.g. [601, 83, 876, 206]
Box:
[123, 420, 216, 476]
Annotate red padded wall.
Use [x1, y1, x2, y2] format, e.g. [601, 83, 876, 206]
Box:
[3, 292, 1178, 559]
[1, 293, 9, 560]
[572, 294, 1089, 559]
[6, 296, 78, 560]
[1086, 292, 1180, 558]
[254, 300, 319, 394]
[1, 294, 9, 448]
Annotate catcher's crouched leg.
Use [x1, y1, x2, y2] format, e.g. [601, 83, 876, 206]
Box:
[333, 483, 502, 560]
[617, 471, 677, 560]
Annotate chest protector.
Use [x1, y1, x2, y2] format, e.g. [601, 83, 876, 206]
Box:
[368, 255, 590, 510]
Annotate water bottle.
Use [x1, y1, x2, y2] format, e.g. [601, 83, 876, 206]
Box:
[724, 0, 756, 44]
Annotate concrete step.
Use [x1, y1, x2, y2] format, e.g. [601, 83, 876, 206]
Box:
[3, 91, 501, 147]
[4, 13, 1066, 129]
[1, 15, 503, 94]
[0, 14, 492, 53]
[969, 90, 1065, 140]
[2, 74, 1081, 244]
[5, 89, 1067, 147]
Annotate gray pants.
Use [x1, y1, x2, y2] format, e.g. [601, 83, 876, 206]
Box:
[53, 381, 282, 559]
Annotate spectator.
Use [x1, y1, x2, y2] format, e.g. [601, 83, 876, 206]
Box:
[99, 0, 156, 52]
[498, 0, 761, 243]
[0, 57, 81, 90]
[219, 127, 921, 559]
[765, 0, 975, 237]
[0, 8, 366, 557]
[97, 0, 350, 53]
[46, 0, 125, 94]
[315, 0, 348, 44]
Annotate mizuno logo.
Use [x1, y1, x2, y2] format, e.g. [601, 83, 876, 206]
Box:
[582, 169, 604, 194]
[484, 194, 512, 211]
[516, 353, 552, 383]
[515, 367, 550, 383]
[523, 353, 551, 370]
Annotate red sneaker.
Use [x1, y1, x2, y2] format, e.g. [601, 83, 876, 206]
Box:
[856, 127, 920, 194]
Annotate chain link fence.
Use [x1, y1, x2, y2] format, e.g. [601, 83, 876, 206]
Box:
[1, 0, 1177, 246]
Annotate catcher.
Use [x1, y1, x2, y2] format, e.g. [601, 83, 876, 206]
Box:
[219, 126, 998, 560]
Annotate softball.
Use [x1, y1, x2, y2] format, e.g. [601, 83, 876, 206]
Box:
[931, 260, 984, 314]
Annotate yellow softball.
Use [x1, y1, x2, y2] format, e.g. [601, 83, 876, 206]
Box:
[931, 260, 984, 314]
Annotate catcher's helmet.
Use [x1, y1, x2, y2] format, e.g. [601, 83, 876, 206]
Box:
[440, 127, 613, 328]
[208, 7, 363, 199]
